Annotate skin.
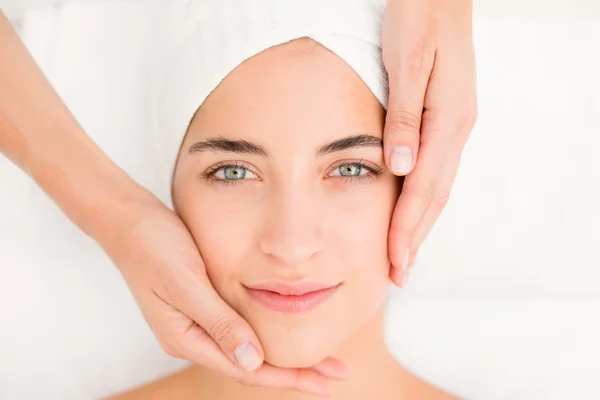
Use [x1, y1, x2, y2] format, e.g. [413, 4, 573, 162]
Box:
[382, 0, 478, 285]
[0, 0, 477, 392]
[108, 313, 457, 400]
[107, 38, 458, 400]
[173, 38, 398, 369]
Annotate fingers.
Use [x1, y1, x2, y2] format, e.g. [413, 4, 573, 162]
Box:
[166, 316, 237, 369]
[383, 86, 429, 178]
[388, 146, 460, 286]
[382, 22, 436, 285]
[387, 129, 449, 285]
[153, 306, 342, 397]
[248, 363, 335, 397]
[382, 0, 478, 287]
[246, 358, 348, 396]
[385, 46, 477, 286]
[186, 281, 264, 371]
[159, 272, 265, 372]
[389, 261, 412, 287]
[310, 357, 349, 380]
[407, 247, 418, 267]
[162, 321, 332, 396]
[409, 148, 462, 255]
[382, 27, 436, 178]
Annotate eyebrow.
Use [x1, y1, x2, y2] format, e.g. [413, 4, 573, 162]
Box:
[316, 134, 382, 155]
[189, 137, 268, 156]
[188, 134, 382, 156]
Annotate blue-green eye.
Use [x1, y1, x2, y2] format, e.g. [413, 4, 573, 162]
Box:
[224, 167, 246, 180]
[330, 164, 367, 177]
[212, 165, 258, 181]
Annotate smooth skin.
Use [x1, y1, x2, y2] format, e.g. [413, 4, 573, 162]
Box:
[0, 0, 476, 396]
[108, 37, 457, 400]
[383, 0, 478, 286]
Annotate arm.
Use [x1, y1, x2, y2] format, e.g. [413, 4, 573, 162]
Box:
[0, 12, 343, 396]
[0, 11, 146, 239]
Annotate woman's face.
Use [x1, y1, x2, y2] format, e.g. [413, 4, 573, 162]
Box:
[172, 38, 400, 368]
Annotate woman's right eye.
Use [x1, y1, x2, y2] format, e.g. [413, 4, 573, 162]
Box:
[212, 166, 258, 181]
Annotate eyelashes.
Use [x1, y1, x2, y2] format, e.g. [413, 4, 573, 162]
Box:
[326, 159, 383, 184]
[200, 161, 256, 187]
[200, 159, 383, 187]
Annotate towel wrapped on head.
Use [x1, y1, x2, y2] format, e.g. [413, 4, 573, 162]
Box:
[148, 0, 390, 210]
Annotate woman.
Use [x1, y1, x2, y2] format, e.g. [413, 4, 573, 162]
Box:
[108, 21, 458, 398]
[0, 0, 476, 396]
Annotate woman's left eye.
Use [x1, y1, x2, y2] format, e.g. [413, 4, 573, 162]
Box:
[329, 163, 369, 177]
[213, 166, 258, 180]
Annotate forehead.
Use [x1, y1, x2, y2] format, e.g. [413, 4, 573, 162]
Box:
[185, 38, 385, 149]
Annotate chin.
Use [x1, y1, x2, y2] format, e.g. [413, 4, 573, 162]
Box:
[253, 320, 345, 368]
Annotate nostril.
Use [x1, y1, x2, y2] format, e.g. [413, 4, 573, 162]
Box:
[258, 231, 324, 267]
[258, 197, 325, 266]
[262, 242, 322, 267]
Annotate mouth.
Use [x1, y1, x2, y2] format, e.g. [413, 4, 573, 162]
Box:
[244, 281, 341, 313]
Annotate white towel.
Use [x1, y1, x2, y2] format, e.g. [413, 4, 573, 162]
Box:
[3, 2, 600, 399]
[148, 0, 389, 211]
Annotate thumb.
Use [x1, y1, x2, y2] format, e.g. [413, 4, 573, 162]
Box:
[383, 56, 432, 176]
[184, 278, 265, 372]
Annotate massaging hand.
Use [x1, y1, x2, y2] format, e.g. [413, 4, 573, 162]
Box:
[0, 14, 343, 396]
[382, 0, 478, 285]
[99, 194, 346, 397]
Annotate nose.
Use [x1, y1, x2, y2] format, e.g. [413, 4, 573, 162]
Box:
[258, 187, 325, 267]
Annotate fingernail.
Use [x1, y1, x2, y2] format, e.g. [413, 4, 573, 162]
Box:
[390, 266, 402, 287]
[337, 364, 350, 380]
[402, 249, 410, 271]
[330, 361, 350, 380]
[390, 146, 413, 174]
[400, 270, 410, 287]
[234, 342, 262, 371]
[315, 384, 334, 397]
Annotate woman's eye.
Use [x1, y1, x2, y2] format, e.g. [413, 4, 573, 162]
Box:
[214, 166, 258, 180]
[330, 164, 368, 177]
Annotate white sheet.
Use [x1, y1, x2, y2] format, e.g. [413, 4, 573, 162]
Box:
[0, 1, 599, 399]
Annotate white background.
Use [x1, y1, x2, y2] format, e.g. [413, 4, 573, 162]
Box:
[3, 0, 600, 19]
[0, 0, 599, 399]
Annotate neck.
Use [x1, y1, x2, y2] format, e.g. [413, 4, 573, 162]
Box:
[195, 305, 400, 400]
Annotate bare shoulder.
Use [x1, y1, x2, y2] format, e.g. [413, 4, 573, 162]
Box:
[104, 366, 198, 400]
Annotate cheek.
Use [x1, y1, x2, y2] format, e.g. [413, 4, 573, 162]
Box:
[326, 180, 397, 318]
[336, 181, 397, 300]
[177, 187, 255, 290]
[329, 180, 397, 273]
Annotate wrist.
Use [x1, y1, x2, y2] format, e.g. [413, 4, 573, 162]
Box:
[28, 130, 154, 243]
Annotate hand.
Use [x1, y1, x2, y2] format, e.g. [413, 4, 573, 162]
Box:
[95, 193, 347, 397]
[381, 0, 478, 285]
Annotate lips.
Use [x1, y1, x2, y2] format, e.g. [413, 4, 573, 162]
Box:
[245, 281, 340, 313]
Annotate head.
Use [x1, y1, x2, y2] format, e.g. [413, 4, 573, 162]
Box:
[171, 38, 401, 368]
